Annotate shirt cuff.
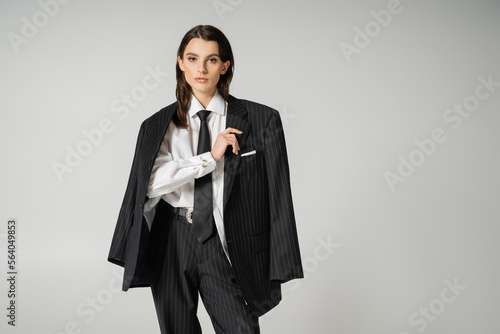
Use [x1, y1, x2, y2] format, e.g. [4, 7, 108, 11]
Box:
[197, 151, 216, 178]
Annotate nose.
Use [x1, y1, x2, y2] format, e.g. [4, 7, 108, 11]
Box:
[198, 62, 207, 75]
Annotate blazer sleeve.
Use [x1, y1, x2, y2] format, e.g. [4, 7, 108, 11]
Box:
[263, 110, 304, 282]
[108, 122, 144, 267]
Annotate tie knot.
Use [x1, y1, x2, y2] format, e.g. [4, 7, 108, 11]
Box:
[197, 110, 211, 122]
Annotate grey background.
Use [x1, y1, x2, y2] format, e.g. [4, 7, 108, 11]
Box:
[1, 0, 499, 333]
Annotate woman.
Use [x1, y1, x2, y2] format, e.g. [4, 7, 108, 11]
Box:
[108, 25, 303, 334]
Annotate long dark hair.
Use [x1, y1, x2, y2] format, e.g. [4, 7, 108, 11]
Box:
[174, 25, 234, 128]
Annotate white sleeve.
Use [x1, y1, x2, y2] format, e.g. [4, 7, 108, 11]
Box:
[146, 141, 216, 198]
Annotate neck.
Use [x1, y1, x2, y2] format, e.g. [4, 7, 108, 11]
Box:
[193, 89, 216, 109]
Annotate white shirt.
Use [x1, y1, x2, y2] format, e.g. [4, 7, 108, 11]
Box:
[144, 91, 229, 259]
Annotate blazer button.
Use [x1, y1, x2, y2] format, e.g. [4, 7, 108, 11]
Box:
[139, 203, 143, 209]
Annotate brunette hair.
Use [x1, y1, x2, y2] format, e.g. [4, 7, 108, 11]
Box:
[174, 25, 234, 128]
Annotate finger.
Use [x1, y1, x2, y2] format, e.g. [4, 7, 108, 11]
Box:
[223, 135, 238, 155]
[223, 127, 243, 135]
[227, 135, 240, 153]
[233, 138, 240, 154]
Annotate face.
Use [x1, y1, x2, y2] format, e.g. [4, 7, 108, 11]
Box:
[178, 38, 230, 101]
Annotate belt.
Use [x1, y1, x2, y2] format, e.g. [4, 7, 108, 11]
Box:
[157, 198, 194, 223]
[160, 201, 193, 224]
[176, 207, 194, 224]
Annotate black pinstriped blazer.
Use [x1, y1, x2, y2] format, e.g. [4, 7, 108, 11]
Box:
[108, 95, 303, 316]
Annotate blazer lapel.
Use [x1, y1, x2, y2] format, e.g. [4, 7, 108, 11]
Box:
[224, 95, 250, 207]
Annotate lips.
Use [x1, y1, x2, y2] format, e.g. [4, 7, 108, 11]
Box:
[195, 77, 208, 83]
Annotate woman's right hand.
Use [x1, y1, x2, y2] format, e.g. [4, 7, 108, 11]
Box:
[211, 127, 243, 161]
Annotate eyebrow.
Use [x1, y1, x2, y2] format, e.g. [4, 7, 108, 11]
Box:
[185, 52, 220, 58]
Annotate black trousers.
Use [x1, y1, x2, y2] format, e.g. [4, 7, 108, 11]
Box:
[147, 199, 260, 334]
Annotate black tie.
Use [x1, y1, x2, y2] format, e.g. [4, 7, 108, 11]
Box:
[192, 110, 213, 243]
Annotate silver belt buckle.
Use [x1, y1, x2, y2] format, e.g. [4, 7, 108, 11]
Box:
[185, 208, 193, 224]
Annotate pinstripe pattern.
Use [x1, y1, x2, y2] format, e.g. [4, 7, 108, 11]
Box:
[148, 199, 259, 334]
[108, 95, 304, 325]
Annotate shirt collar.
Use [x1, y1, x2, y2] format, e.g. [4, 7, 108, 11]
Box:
[188, 90, 226, 118]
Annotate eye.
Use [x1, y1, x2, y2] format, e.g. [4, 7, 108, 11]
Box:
[188, 57, 197, 62]
[208, 58, 218, 63]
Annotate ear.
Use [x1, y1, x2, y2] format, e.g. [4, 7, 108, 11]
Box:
[177, 56, 185, 71]
[221, 60, 230, 74]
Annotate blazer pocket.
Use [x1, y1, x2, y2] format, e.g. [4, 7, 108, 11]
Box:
[251, 231, 270, 253]
[240, 149, 257, 163]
